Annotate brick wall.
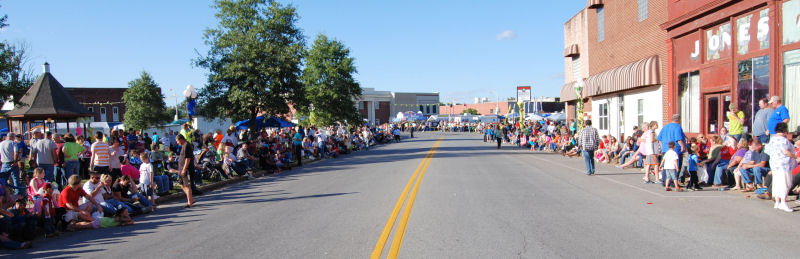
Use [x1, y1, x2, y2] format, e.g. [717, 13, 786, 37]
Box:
[438, 102, 510, 116]
[564, 9, 590, 83]
[65, 88, 127, 123]
[377, 101, 390, 124]
[585, 0, 669, 124]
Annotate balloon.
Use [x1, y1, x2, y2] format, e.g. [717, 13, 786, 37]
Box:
[183, 84, 197, 98]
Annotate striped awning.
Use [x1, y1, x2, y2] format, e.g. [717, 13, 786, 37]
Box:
[584, 55, 661, 97]
[587, 0, 604, 9]
[564, 44, 579, 57]
[560, 81, 582, 102]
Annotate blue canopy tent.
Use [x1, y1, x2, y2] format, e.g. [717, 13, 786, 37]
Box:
[235, 116, 292, 130]
[235, 116, 266, 130]
[275, 117, 295, 128]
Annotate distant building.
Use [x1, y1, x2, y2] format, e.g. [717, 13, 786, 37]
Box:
[357, 88, 393, 125]
[66, 88, 127, 123]
[438, 98, 563, 116]
[391, 92, 440, 116]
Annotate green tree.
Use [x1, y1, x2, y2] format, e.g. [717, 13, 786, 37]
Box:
[297, 34, 362, 126]
[0, 11, 35, 105]
[195, 0, 307, 129]
[464, 108, 479, 115]
[122, 71, 169, 131]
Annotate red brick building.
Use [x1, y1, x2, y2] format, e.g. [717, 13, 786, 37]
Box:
[358, 100, 391, 125]
[561, 0, 669, 139]
[65, 88, 127, 123]
[662, 0, 800, 135]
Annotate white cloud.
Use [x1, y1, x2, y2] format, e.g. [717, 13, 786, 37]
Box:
[496, 30, 516, 40]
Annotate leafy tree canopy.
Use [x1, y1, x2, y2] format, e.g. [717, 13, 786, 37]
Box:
[122, 71, 169, 131]
[298, 34, 362, 126]
[195, 0, 308, 124]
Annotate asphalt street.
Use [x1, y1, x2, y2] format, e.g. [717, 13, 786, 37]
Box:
[6, 132, 800, 258]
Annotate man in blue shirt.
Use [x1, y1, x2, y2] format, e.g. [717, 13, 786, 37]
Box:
[658, 114, 687, 187]
[766, 96, 790, 136]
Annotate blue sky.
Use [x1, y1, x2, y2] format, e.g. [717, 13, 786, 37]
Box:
[1, 0, 584, 105]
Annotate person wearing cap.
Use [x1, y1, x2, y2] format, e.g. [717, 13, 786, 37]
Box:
[752, 97, 774, 144]
[31, 131, 58, 183]
[179, 123, 194, 146]
[0, 133, 21, 195]
[658, 114, 687, 186]
[727, 103, 745, 141]
[767, 96, 790, 137]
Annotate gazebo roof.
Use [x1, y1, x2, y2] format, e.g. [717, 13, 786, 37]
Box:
[6, 63, 91, 119]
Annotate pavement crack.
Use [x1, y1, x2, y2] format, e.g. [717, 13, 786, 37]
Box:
[518, 231, 529, 258]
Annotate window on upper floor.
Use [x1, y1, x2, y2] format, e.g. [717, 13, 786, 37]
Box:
[597, 7, 605, 42]
[571, 56, 581, 81]
[638, 0, 648, 21]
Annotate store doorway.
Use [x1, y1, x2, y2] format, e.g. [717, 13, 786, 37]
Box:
[704, 92, 731, 134]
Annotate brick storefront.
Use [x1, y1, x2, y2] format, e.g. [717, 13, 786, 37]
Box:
[663, 0, 800, 135]
[562, 0, 668, 140]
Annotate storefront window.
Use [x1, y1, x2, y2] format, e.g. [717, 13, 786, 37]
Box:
[599, 103, 608, 130]
[637, 99, 644, 127]
[679, 71, 700, 132]
[784, 49, 800, 131]
[783, 0, 800, 45]
[737, 55, 770, 132]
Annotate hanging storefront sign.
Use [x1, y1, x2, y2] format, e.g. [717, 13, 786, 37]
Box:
[736, 8, 770, 55]
[783, 0, 800, 45]
[674, 31, 702, 71]
[706, 22, 732, 61]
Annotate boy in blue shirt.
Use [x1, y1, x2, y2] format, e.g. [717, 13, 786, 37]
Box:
[686, 145, 702, 191]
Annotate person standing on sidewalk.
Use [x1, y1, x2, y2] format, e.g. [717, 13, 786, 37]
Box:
[494, 125, 503, 149]
[176, 134, 195, 208]
[31, 130, 58, 183]
[752, 98, 773, 144]
[657, 114, 687, 187]
[767, 96, 790, 139]
[0, 133, 21, 196]
[292, 128, 303, 167]
[764, 122, 795, 212]
[579, 120, 600, 176]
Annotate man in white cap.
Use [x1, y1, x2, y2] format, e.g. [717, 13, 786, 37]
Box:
[766, 95, 790, 137]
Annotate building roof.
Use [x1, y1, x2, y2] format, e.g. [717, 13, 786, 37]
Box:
[6, 69, 92, 119]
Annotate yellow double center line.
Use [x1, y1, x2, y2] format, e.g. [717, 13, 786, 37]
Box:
[371, 138, 442, 259]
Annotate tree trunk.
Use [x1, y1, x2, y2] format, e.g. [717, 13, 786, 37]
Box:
[248, 108, 257, 141]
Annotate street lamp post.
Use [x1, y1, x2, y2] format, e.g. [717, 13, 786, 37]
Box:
[169, 88, 178, 121]
[574, 80, 585, 130]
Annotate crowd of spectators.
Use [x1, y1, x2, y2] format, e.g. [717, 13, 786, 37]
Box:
[0, 121, 407, 249]
[480, 95, 800, 213]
